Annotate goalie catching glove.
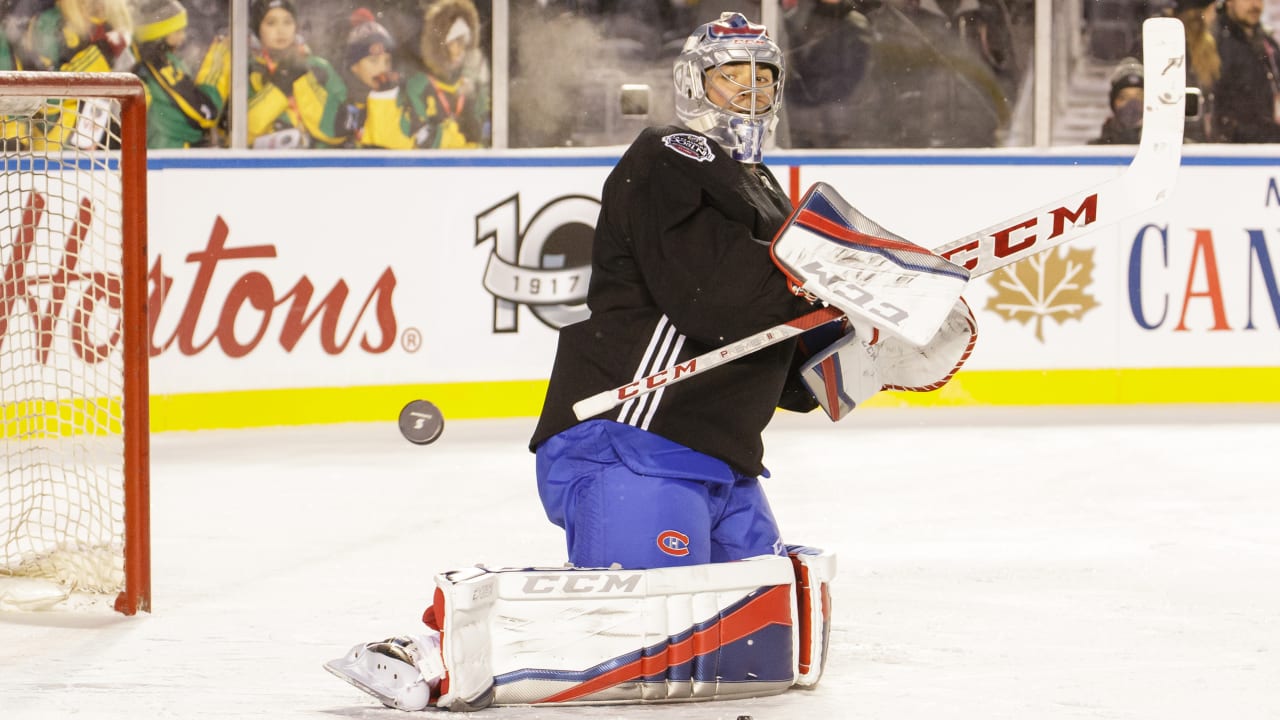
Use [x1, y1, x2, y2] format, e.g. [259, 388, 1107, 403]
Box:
[798, 298, 977, 421]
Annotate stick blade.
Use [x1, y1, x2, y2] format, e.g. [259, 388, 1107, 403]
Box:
[932, 18, 1185, 277]
[1127, 17, 1186, 204]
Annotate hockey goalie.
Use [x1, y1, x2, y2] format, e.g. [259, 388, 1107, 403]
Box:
[324, 13, 971, 712]
[325, 11, 1182, 713]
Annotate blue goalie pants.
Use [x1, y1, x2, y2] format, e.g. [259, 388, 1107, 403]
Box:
[535, 420, 784, 569]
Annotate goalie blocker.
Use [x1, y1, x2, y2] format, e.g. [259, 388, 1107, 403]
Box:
[326, 547, 835, 711]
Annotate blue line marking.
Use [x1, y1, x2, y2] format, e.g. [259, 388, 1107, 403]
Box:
[121, 151, 1280, 171]
[147, 154, 624, 170]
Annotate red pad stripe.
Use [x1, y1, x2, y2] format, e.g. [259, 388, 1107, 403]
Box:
[538, 584, 793, 704]
[427, 588, 449, 697]
[819, 355, 843, 422]
[791, 557, 814, 673]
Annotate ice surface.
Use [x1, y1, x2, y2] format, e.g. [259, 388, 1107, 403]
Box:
[2, 405, 1278, 719]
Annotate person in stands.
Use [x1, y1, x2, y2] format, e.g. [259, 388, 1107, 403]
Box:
[403, 0, 490, 148]
[338, 7, 414, 148]
[246, 0, 348, 148]
[1091, 56, 1144, 145]
[1213, 0, 1280, 142]
[130, 0, 227, 148]
[22, 0, 133, 149]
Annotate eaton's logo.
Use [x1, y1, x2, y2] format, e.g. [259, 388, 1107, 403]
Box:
[475, 194, 598, 331]
[657, 530, 690, 557]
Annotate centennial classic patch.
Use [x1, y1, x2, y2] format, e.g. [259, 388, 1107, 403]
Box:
[661, 133, 715, 162]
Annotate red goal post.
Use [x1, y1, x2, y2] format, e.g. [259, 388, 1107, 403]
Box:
[0, 72, 150, 614]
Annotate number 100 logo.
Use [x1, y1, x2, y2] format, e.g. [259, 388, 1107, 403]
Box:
[476, 194, 599, 332]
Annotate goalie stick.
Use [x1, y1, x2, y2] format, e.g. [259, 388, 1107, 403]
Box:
[571, 17, 1185, 422]
[933, 19, 1184, 277]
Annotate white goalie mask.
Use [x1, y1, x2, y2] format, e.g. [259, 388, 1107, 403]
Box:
[673, 12, 783, 164]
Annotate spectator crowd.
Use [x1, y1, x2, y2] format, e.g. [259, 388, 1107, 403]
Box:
[2, 0, 1278, 149]
[1091, 0, 1280, 144]
[1, 0, 492, 148]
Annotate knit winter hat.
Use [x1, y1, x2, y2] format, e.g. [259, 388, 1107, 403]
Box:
[1108, 57, 1144, 109]
[251, 0, 297, 37]
[134, 0, 188, 43]
[346, 8, 395, 67]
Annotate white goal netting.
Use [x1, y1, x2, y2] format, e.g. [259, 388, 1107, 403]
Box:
[2, 88, 138, 610]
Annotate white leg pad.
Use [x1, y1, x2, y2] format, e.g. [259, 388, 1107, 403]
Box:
[426, 552, 837, 710]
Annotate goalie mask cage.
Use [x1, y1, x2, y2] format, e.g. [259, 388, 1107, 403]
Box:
[0, 72, 150, 614]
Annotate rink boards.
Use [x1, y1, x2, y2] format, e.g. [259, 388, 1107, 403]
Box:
[55, 146, 1280, 429]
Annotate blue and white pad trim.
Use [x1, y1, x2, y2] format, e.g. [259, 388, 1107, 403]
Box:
[430, 552, 836, 709]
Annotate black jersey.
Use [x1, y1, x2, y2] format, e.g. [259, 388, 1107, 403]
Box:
[529, 126, 817, 476]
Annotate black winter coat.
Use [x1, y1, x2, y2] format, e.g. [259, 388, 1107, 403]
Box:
[1213, 14, 1280, 142]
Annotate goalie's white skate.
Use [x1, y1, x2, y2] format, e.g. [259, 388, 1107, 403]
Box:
[324, 633, 444, 711]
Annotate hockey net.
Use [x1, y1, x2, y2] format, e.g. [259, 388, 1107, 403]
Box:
[0, 72, 150, 614]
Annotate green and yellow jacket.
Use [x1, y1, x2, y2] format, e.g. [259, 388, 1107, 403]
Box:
[248, 48, 348, 148]
[134, 36, 227, 148]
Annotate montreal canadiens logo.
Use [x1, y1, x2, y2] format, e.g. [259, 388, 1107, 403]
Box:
[662, 133, 714, 163]
[657, 530, 690, 557]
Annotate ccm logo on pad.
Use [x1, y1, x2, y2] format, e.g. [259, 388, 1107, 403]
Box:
[522, 574, 642, 594]
[657, 530, 691, 557]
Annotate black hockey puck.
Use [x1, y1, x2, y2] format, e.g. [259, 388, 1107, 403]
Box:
[398, 399, 445, 445]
